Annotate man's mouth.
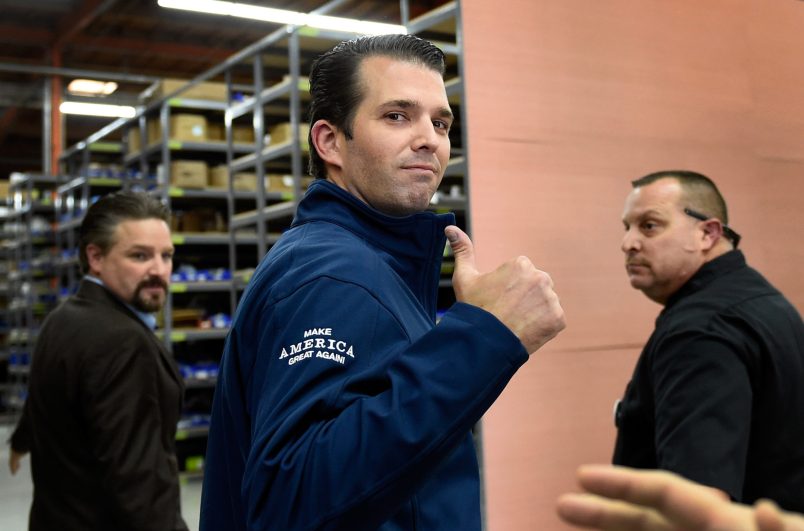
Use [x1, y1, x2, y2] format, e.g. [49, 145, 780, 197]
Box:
[625, 261, 648, 272]
[401, 160, 440, 175]
[139, 279, 167, 292]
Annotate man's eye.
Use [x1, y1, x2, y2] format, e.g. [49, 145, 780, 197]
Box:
[387, 112, 405, 121]
[433, 120, 450, 131]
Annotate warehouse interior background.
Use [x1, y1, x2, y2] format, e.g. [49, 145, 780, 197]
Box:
[0, 0, 456, 178]
[1, 1, 803, 530]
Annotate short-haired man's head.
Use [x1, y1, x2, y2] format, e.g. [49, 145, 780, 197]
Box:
[78, 191, 171, 274]
[307, 33, 446, 180]
[631, 170, 729, 224]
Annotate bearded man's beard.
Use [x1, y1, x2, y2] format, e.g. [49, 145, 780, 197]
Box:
[132, 277, 168, 312]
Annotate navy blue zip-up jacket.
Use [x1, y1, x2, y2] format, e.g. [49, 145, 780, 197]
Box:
[200, 180, 528, 530]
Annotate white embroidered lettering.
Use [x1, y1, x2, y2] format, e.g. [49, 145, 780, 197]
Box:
[315, 351, 346, 365]
[278, 328, 355, 366]
[304, 327, 333, 337]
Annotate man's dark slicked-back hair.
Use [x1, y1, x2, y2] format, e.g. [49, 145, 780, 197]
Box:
[632, 169, 730, 224]
[307, 33, 446, 179]
[78, 191, 171, 274]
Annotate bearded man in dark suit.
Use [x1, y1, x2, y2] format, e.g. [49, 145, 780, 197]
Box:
[8, 191, 188, 531]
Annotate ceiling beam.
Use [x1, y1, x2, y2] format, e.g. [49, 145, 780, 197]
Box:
[0, 29, 238, 65]
[69, 35, 237, 63]
[0, 63, 160, 84]
[0, 25, 53, 45]
[52, 0, 117, 49]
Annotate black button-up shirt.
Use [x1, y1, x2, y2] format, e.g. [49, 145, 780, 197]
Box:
[613, 250, 804, 512]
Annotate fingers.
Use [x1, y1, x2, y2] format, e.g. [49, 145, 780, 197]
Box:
[576, 465, 721, 507]
[557, 492, 673, 531]
[755, 500, 804, 531]
[574, 465, 754, 531]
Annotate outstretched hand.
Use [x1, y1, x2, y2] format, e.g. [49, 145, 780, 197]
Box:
[556, 465, 804, 531]
[446, 225, 565, 355]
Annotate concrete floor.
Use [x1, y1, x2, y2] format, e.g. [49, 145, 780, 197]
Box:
[0, 423, 202, 531]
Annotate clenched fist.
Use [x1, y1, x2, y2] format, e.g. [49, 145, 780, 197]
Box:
[446, 225, 566, 355]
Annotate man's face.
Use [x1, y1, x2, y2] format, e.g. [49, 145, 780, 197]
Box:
[621, 178, 707, 304]
[89, 218, 174, 312]
[330, 56, 453, 217]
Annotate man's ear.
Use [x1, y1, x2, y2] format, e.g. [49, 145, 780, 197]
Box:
[310, 119, 343, 171]
[700, 219, 725, 250]
[86, 243, 104, 274]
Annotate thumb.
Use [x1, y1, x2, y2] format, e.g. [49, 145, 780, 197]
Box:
[445, 225, 479, 283]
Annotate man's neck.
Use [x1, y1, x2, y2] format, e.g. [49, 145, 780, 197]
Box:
[702, 240, 734, 265]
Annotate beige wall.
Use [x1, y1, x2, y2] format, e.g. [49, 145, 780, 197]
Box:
[460, 0, 804, 529]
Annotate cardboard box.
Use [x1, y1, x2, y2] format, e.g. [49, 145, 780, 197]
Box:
[206, 122, 224, 142]
[128, 120, 162, 151]
[204, 124, 252, 144]
[143, 78, 227, 103]
[127, 128, 141, 153]
[266, 174, 293, 192]
[266, 174, 313, 192]
[170, 160, 208, 189]
[234, 173, 258, 191]
[208, 165, 228, 188]
[180, 207, 226, 232]
[209, 165, 258, 191]
[169, 114, 207, 142]
[142, 115, 208, 144]
[156, 307, 204, 328]
[267, 122, 310, 151]
[232, 125, 255, 144]
[147, 119, 161, 145]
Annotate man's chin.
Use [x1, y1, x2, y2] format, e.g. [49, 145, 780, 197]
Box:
[627, 276, 650, 291]
[134, 296, 165, 313]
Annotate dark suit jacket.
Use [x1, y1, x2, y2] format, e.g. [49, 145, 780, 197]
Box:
[11, 279, 188, 531]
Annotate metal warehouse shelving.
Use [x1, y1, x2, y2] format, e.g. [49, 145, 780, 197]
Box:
[3, 0, 467, 473]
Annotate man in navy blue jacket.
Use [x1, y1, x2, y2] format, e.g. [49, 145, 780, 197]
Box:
[200, 34, 566, 530]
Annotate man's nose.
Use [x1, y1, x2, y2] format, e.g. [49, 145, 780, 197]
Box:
[149, 256, 170, 276]
[621, 229, 641, 253]
[412, 118, 442, 151]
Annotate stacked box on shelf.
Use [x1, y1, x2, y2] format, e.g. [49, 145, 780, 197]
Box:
[142, 78, 228, 104]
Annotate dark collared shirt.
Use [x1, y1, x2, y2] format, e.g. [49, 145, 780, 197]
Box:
[613, 250, 804, 512]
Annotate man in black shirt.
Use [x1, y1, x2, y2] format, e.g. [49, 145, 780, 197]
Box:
[613, 170, 804, 512]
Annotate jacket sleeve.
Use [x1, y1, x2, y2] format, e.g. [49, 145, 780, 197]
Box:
[650, 328, 752, 500]
[9, 403, 31, 453]
[80, 329, 185, 531]
[240, 276, 528, 530]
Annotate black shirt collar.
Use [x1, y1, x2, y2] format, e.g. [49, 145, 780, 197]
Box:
[665, 250, 747, 309]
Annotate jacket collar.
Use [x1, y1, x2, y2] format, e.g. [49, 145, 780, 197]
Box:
[83, 275, 157, 330]
[75, 279, 183, 388]
[292, 179, 455, 313]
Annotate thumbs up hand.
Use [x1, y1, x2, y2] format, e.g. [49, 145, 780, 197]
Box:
[445, 225, 566, 355]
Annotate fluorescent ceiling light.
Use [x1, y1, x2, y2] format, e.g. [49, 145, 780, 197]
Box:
[67, 79, 118, 96]
[157, 0, 406, 35]
[60, 101, 136, 118]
